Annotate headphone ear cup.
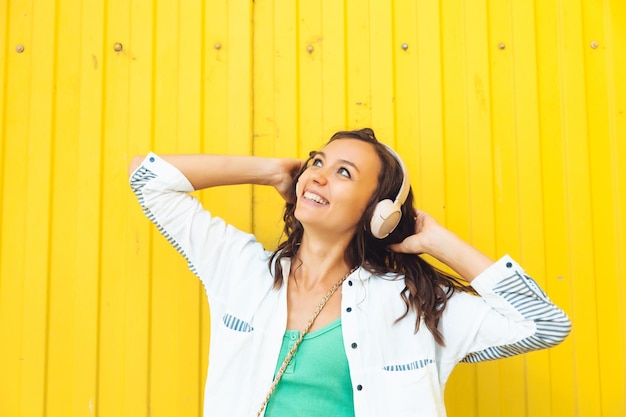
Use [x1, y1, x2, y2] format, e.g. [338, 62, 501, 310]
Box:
[370, 199, 402, 239]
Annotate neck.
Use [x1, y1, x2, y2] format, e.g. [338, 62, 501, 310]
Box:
[291, 234, 354, 290]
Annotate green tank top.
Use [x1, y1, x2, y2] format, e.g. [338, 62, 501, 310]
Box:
[264, 318, 355, 417]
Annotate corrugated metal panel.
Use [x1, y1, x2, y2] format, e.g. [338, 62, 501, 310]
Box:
[0, 0, 624, 416]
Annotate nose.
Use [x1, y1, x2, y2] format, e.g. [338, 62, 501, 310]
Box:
[311, 167, 329, 185]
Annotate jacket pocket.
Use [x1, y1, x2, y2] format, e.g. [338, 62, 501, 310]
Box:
[383, 358, 434, 372]
[369, 359, 442, 416]
[221, 313, 254, 332]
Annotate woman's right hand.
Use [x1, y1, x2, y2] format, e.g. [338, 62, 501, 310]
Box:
[273, 158, 304, 203]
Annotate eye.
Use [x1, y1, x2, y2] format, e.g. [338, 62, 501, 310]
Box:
[311, 157, 323, 167]
[338, 167, 351, 178]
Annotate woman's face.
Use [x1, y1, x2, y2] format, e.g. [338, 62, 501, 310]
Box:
[294, 138, 382, 237]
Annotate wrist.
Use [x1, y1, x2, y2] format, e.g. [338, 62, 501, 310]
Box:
[422, 228, 493, 282]
[245, 157, 285, 187]
[421, 225, 460, 260]
[272, 158, 295, 187]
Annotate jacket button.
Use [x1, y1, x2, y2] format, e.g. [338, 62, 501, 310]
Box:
[346, 307, 352, 312]
[351, 342, 358, 349]
[348, 280, 353, 286]
[506, 262, 513, 268]
[356, 385, 363, 391]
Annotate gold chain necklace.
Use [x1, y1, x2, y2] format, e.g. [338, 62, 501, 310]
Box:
[255, 266, 358, 417]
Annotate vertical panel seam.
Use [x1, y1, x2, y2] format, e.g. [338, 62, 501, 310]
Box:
[580, 2, 605, 407]
[530, 0, 555, 410]
[251, 0, 258, 231]
[342, 1, 349, 127]
[198, 0, 206, 413]
[460, 0, 472, 236]
[484, 0, 500, 261]
[438, 0, 449, 227]
[0, 0, 10, 282]
[94, 0, 109, 414]
[42, 0, 62, 414]
[146, 0, 159, 411]
[295, 0, 302, 146]
[603, 0, 625, 303]
[390, 0, 398, 152]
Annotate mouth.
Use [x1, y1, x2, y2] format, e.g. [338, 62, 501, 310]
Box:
[302, 191, 329, 205]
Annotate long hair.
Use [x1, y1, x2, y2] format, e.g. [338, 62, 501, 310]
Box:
[268, 128, 475, 345]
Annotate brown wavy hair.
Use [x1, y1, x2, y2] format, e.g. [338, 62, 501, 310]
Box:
[268, 128, 475, 345]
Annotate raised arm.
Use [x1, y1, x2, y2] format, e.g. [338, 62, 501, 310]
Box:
[128, 152, 305, 301]
[388, 210, 493, 282]
[129, 154, 303, 201]
[391, 210, 571, 363]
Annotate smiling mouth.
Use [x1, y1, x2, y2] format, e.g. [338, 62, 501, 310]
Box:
[303, 191, 329, 205]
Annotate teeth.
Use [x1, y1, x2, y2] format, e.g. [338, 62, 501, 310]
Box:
[303, 191, 329, 205]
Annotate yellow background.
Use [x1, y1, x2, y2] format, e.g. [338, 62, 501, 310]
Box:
[1, 0, 625, 416]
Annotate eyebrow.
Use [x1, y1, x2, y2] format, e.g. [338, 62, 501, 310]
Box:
[314, 151, 361, 173]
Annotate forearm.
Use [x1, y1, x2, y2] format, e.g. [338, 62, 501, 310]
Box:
[423, 227, 494, 282]
[129, 154, 284, 191]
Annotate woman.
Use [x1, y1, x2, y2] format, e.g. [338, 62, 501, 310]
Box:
[129, 128, 570, 417]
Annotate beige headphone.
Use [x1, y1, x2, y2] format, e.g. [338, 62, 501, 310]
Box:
[370, 145, 410, 239]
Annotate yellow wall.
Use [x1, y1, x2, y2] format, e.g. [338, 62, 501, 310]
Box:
[1, 0, 624, 416]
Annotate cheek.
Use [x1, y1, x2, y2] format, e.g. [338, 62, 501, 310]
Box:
[294, 172, 312, 199]
[351, 187, 377, 222]
[339, 189, 372, 220]
[296, 169, 311, 187]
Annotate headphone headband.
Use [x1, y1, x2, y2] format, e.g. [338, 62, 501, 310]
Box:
[370, 145, 410, 239]
[384, 145, 410, 206]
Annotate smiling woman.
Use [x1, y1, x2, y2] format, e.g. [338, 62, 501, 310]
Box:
[128, 127, 571, 417]
[293, 138, 381, 245]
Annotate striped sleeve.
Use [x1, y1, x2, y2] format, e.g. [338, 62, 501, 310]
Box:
[129, 153, 272, 306]
[129, 154, 204, 277]
[460, 258, 571, 363]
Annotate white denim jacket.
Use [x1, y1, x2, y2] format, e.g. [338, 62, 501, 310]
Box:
[130, 153, 571, 417]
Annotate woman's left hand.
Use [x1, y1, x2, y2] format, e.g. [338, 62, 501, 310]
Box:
[389, 210, 495, 283]
[388, 210, 443, 255]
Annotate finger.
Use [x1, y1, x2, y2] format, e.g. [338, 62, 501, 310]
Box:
[388, 241, 410, 253]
